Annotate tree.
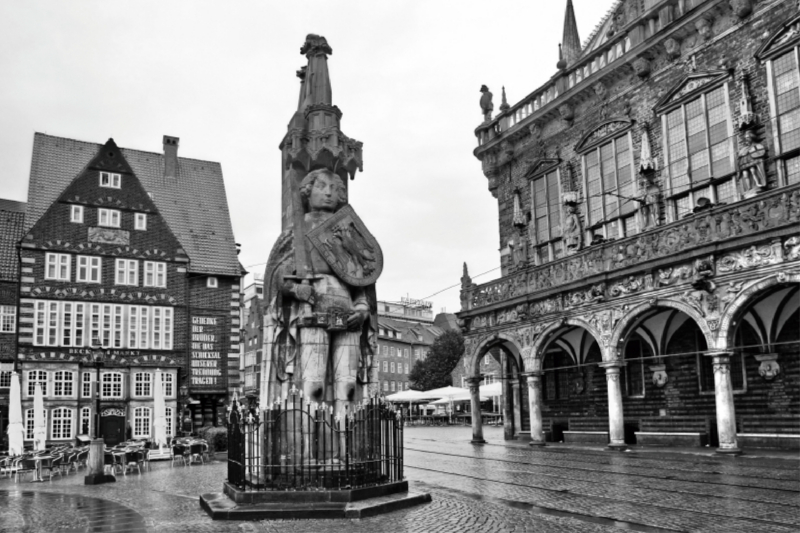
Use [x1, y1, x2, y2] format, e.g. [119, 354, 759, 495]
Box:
[408, 330, 464, 390]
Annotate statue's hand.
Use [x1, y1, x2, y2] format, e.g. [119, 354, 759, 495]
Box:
[290, 282, 316, 305]
[346, 308, 368, 331]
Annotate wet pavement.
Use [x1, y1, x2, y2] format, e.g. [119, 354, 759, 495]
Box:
[0, 426, 797, 532]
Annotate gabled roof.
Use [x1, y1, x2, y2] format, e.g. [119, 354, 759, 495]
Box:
[26, 133, 241, 277]
[0, 200, 26, 281]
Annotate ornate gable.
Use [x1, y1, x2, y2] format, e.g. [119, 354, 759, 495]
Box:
[756, 14, 800, 61]
[523, 158, 560, 179]
[654, 71, 730, 114]
[575, 119, 633, 153]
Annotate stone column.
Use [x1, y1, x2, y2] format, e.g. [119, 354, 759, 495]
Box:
[600, 361, 627, 451]
[84, 438, 114, 485]
[501, 354, 515, 440]
[526, 372, 545, 446]
[707, 351, 742, 455]
[466, 376, 485, 444]
[512, 379, 522, 438]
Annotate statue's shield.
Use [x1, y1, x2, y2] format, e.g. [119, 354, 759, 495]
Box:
[305, 205, 383, 287]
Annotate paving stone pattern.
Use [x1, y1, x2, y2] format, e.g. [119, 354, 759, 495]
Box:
[0, 426, 797, 532]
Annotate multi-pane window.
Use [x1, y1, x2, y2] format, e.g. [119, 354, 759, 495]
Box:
[80, 406, 91, 435]
[45, 253, 71, 281]
[115, 259, 138, 285]
[530, 170, 563, 263]
[25, 409, 47, 440]
[382, 345, 388, 356]
[162, 372, 174, 397]
[390, 362, 396, 373]
[0, 305, 15, 333]
[101, 372, 123, 399]
[99, 172, 121, 188]
[165, 406, 173, 437]
[664, 85, 734, 219]
[27, 370, 47, 397]
[134, 372, 152, 397]
[0, 370, 11, 388]
[144, 261, 167, 288]
[51, 407, 73, 440]
[70, 205, 84, 223]
[76, 256, 101, 283]
[135, 213, 147, 230]
[383, 361, 388, 372]
[133, 407, 151, 438]
[390, 381, 396, 392]
[53, 371, 74, 397]
[98, 208, 121, 227]
[583, 134, 637, 239]
[404, 363, 409, 374]
[769, 49, 800, 185]
[382, 381, 389, 392]
[82, 372, 92, 398]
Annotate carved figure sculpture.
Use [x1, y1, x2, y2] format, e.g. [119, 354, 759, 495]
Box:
[664, 37, 681, 60]
[263, 169, 379, 414]
[563, 204, 582, 253]
[695, 17, 713, 42]
[737, 129, 767, 197]
[633, 57, 651, 78]
[480, 85, 494, 122]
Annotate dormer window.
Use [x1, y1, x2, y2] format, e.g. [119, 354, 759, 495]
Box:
[70, 205, 84, 223]
[99, 172, 121, 189]
[98, 208, 121, 228]
[207, 277, 218, 288]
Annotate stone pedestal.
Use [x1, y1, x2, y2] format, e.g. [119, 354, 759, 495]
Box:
[527, 373, 545, 447]
[466, 376, 485, 444]
[84, 438, 115, 485]
[600, 361, 627, 451]
[707, 351, 742, 455]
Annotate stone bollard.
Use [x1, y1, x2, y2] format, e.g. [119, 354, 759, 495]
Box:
[84, 438, 115, 485]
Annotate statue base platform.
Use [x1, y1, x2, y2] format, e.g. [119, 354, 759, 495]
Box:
[200, 481, 431, 520]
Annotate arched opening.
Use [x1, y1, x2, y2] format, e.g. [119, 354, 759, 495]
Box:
[537, 325, 605, 443]
[616, 305, 718, 447]
[728, 283, 799, 441]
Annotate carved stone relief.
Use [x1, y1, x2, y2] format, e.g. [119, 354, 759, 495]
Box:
[609, 275, 647, 298]
[565, 283, 605, 308]
[785, 236, 800, 261]
[717, 241, 783, 273]
[754, 354, 781, 380]
[650, 364, 668, 388]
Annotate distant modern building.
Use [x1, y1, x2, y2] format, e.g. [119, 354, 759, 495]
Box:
[12, 133, 243, 446]
[460, 0, 799, 451]
[0, 200, 26, 446]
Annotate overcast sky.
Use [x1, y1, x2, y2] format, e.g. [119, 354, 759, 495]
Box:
[0, 0, 612, 314]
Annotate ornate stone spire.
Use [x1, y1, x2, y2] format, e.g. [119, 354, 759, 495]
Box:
[512, 191, 526, 227]
[639, 123, 656, 174]
[500, 86, 510, 112]
[561, 0, 582, 68]
[738, 75, 758, 130]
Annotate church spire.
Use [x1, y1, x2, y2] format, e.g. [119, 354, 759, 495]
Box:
[561, 0, 581, 68]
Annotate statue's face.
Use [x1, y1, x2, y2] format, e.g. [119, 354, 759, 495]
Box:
[308, 173, 341, 212]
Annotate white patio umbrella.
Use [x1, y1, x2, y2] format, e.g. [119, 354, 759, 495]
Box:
[7, 372, 24, 456]
[384, 390, 428, 402]
[480, 382, 503, 397]
[152, 370, 168, 450]
[430, 392, 488, 404]
[33, 382, 46, 451]
[412, 386, 469, 400]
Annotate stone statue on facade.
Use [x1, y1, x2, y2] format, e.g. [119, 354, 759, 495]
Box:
[480, 85, 494, 122]
[737, 129, 767, 198]
[563, 203, 582, 253]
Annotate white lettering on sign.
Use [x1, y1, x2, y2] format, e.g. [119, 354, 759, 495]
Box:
[190, 315, 224, 389]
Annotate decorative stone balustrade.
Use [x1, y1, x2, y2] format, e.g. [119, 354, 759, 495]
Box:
[461, 184, 800, 314]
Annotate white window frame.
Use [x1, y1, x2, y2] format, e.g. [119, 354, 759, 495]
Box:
[70, 205, 84, 223]
[99, 171, 121, 189]
[766, 45, 800, 186]
[45, 253, 71, 281]
[133, 407, 151, 438]
[390, 362, 396, 373]
[53, 371, 74, 398]
[51, 407, 74, 440]
[82, 371, 92, 398]
[581, 132, 638, 241]
[382, 361, 388, 372]
[80, 406, 92, 435]
[661, 83, 736, 221]
[76, 256, 101, 283]
[27, 370, 47, 397]
[382, 381, 389, 392]
[133, 372, 152, 398]
[115, 259, 138, 286]
[98, 208, 121, 228]
[530, 168, 564, 264]
[165, 406, 173, 438]
[101, 372, 123, 399]
[161, 372, 174, 398]
[134, 213, 147, 230]
[144, 261, 167, 288]
[0, 305, 16, 333]
[25, 408, 47, 440]
[207, 277, 218, 288]
[0, 370, 11, 389]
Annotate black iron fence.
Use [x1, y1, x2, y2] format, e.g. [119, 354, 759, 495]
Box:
[227, 392, 403, 491]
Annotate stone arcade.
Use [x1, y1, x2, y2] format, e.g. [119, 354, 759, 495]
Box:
[461, 0, 799, 453]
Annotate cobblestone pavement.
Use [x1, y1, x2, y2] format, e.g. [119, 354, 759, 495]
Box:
[0, 426, 797, 532]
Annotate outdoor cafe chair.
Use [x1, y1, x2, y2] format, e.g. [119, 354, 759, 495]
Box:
[171, 444, 189, 467]
[0, 456, 15, 478]
[189, 443, 204, 465]
[75, 449, 88, 470]
[43, 455, 63, 481]
[15, 457, 38, 483]
[103, 452, 121, 476]
[123, 450, 142, 475]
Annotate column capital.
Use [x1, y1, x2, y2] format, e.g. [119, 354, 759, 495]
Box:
[704, 350, 733, 359]
[599, 360, 626, 370]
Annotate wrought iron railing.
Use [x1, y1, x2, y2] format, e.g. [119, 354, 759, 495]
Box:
[227, 393, 403, 491]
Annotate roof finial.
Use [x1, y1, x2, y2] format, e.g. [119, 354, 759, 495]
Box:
[561, 0, 581, 68]
[500, 86, 510, 112]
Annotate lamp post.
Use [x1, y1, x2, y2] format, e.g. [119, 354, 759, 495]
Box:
[85, 337, 113, 485]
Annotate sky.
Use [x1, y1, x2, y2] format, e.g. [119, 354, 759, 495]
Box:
[0, 0, 613, 315]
